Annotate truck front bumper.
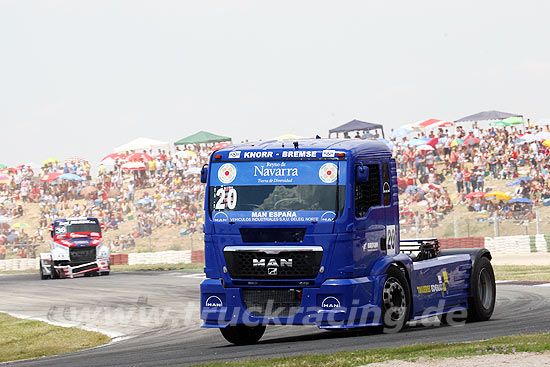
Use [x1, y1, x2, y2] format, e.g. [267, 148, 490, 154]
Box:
[200, 275, 386, 329]
[45, 259, 110, 278]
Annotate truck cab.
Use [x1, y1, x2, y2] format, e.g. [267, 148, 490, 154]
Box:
[40, 217, 111, 279]
[200, 139, 495, 344]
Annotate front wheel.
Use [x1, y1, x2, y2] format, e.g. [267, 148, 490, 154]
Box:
[50, 263, 59, 279]
[380, 266, 411, 334]
[220, 325, 266, 345]
[467, 256, 496, 322]
[40, 263, 49, 280]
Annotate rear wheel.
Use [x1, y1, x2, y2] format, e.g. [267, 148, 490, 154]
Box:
[467, 256, 496, 322]
[381, 266, 411, 333]
[220, 325, 266, 345]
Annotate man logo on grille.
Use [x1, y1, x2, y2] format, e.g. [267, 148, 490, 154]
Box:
[268, 268, 278, 275]
[252, 259, 293, 267]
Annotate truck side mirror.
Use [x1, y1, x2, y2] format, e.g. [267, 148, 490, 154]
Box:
[48, 225, 54, 238]
[200, 165, 209, 183]
[356, 165, 369, 183]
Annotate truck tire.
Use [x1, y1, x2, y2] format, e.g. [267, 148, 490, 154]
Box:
[220, 325, 266, 345]
[467, 256, 496, 322]
[50, 263, 59, 279]
[101, 271, 110, 276]
[381, 266, 411, 334]
[40, 263, 49, 280]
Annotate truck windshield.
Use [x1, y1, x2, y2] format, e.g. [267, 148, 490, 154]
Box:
[209, 160, 346, 223]
[54, 221, 101, 235]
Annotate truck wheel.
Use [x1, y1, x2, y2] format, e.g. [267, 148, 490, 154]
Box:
[101, 271, 110, 276]
[220, 325, 266, 345]
[381, 266, 411, 333]
[50, 263, 59, 279]
[467, 256, 496, 322]
[40, 263, 49, 280]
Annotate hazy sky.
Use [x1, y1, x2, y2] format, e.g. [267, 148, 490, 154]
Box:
[1, 1, 549, 168]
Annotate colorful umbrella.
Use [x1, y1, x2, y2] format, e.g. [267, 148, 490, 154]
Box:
[0, 175, 11, 184]
[405, 138, 430, 147]
[509, 198, 533, 204]
[448, 138, 463, 147]
[60, 173, 84, 181]
[121, 162, 147, 171]
[543, 139, 550, 147]
[389, 128, 411, 138]
[417, 144, 434, 151]
[127, 153, 154, 162]
[42, 158, 59, 166]
[431, 120, 454, 128]
[535, 131, 550, 140]
[101, 153, 127, 162]
[463, 137, 480, 146]
[11, 222, 28, 229]
[211, 142, 232, 151]
[466, 192, 486, 199]
[40, 172, 63, 182]
[485, 192, 512, 201]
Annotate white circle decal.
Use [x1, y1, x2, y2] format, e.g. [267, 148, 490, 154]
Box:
[319, 163, 338, 183]
[218, 163, 237, 184]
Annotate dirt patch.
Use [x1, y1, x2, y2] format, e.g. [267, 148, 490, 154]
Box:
[366, 351, 550, 367]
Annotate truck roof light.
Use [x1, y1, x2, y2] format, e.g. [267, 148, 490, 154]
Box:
[214, 154, 222, 159]
[337, 153, 345, 157]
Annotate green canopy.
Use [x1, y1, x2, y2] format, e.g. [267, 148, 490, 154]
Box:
[174, 131, 231, 145]
[504, 116, 523, 125]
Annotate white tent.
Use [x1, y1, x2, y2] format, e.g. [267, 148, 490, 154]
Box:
[114, 137, 169, 153]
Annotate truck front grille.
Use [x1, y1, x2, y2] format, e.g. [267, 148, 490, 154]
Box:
[224, 249, 323, 279]
[242, 288, 302, 317]
[69, 246, 96, 263]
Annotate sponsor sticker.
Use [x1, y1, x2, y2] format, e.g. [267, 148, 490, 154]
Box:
[218, 163, 237, 184]
[322, 150, 335, 158]
[319, 163, 338, 183]
[228, 151, 241, 159]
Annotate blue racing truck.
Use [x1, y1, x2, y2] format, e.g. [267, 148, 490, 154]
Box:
[200, 139, 495, 344]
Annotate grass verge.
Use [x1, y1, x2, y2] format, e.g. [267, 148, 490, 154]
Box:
[110, 262, 204, 273]
[199, 333, 550, 367]
[0, 312, 110, 363]
[494, 265, 550, 282]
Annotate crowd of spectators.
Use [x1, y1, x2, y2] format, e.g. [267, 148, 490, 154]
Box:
[388, 121, 550, 232]
[2, 123, 550, 257]
[0, 144, 211, 258]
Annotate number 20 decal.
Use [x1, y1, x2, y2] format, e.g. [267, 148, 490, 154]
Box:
[215, 187, 238, 210]
[386, 225, 397, 255]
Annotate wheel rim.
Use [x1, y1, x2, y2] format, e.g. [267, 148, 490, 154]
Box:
[383, 277, 407, 321]
[478, 268, 493, 309]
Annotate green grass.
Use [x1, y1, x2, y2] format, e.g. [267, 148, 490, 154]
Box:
[494, 265, 550, 281]
[198, 333, 550, 367]
[0, 313, 110, 363]
[110, 262, 204, 273]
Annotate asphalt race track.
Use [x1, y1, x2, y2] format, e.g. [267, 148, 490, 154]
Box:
[2, 271, 550, 367]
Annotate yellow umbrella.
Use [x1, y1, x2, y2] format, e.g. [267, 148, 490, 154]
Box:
[543, 139, 550, 147]
[485, 192, 512, 201]
[185, 150, 196, 156]
[42, 158, 59, 165]
[11, 222, 29, 229]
